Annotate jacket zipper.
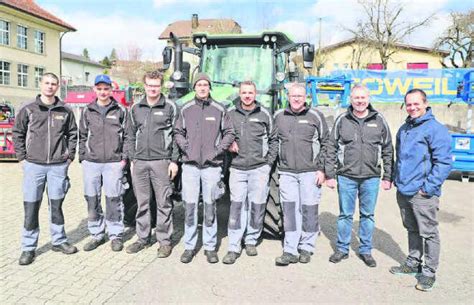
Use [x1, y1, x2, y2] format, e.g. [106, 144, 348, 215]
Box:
[47, 109, 51, 164]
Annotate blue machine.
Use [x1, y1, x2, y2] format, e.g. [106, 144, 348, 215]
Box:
[451, 70, 474, 181]
[306, 75, 353, 107]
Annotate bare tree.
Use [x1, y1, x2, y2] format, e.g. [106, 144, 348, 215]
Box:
[434, 10, 473, 68]
[350, 38, 372, 69]
[348, 0, 433, 69]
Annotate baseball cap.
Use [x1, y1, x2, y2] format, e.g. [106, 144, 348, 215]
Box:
[94, 74, 112, 86]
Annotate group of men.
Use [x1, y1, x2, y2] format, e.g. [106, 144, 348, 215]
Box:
[13, 70, 451, 292]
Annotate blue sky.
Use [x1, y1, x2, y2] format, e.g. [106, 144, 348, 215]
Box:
[37, 0, 472, 62]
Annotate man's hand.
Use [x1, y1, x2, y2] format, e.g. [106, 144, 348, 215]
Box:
[315, 171, 325, 187]
[381, 180, 392, 190]
[168, 162, 178, 180]
[418, 189, 427, 196]
[120, 159, 127, 168]
[326, 178, 336, 189]
[228, 141, 239, 153]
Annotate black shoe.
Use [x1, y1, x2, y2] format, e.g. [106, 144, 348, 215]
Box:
[390, 263, 422, 276]
[19, 251, 35, 266]
[245, 245, 258, 256]
[222, 251, 240, 264]
[360, 254, 377, 267]
[83, 238, 105, 252]
[415, 274, 436, 292]
[180, 250, 195, 264]
[126, 241, 148, 254]
[299, 250, 312, 264]
[111, 239, 123, 252]
[329, 251, 348, 263]
[52, 242, 78, 255]
[275, 252, 298, 266]
[157, 245, 172, 258]
[204, 250, 219, 264]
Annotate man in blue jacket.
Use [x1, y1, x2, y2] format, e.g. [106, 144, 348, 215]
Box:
[390, 89, 452, 292]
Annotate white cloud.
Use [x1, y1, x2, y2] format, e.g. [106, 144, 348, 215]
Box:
[44, 6, 167, 61]
[152, 0, 222, 9]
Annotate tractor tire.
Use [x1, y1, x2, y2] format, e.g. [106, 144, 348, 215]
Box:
[263, 171, 283, 239]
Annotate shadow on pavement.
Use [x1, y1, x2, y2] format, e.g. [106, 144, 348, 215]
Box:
[320, 211, 407, 263]
[36, 218, 89, 256]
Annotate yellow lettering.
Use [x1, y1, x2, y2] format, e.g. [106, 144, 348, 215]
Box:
[434, 78, 441, 95]
[384, 78, 412, 95]
[442, 78, 457, 95]
[413, 78, 433, 95]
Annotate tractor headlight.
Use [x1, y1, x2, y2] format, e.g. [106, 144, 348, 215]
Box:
[276, 72, 285, 82]
[263, 35, 270, 42]
[201, 37, 207, 44]
[172, 71, 183, 80]
[271, 35, 277, 42]
[195, 37, 201, 44]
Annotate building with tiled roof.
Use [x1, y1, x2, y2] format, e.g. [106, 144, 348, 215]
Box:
[0, 0, 75, 106]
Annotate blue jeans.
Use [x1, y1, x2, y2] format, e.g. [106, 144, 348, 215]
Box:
[336, 175, 380, 255]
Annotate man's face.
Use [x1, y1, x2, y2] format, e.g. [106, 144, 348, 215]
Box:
[405, 92, 428, 119]
[239, 84, 256, 107]
[94, 83, 112, 103]
[288, 86, 306, 113]
[350, 87, 370, 113]
[40, 76, 59, 98]
[195, 80, 210, 100]
[144, 77, 162, 99]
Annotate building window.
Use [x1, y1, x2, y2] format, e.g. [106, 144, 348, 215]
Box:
[367, 63, 384, 70]
[35, 67, 44, 88]
[407, 62, 428, 69]
[0, 20, 9, 45]
[34, 30, 45, 54]
[0, 61, 10, 85]
[18, 64, 28, 87]
[17, 25, 27, 50]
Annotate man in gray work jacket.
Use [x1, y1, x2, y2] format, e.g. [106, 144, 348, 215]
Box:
[222, 81, 278, 264]
[79, 74, 129, 252]
[274, 82, 330, 266]
[125, 71, 179, 258]
[325, 84, 393, 268]
[13, 72, 78, 266]
[174, 73, 235, 264]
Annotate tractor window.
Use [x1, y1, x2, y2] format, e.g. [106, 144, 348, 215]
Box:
[201, 46, 273, 90]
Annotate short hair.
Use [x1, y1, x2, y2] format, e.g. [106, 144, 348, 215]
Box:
[287, 82, 306, 94]
[239, 80, 256, 91]
[40, 72, 59, 84]
[404, 88, 427, 103]
[351, 83, 370, 95]
[143, 70, 164, 85]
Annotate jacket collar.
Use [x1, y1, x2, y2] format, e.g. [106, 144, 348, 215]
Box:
[405, 107, 434, 126]
[138, 94, 166, 108]
[234, 98, 261, 115]
[35, 94, 63, 109]
[347, 103, 378, 121]
[284, 104, 310, 116]
[87, 97, 119, 112]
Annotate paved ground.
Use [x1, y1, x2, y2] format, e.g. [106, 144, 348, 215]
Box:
[0, 161, 472, 304]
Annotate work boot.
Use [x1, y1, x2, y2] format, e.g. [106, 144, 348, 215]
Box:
[245, 245, 258, 256]
[329, 251, 348, 263]
[390, 263, 422, 276]
[52, 242, 78, 255]
[18, 251, 35, 266]
[299, 250, 312, 264]
[126, 241, 148, 254]
[275, 252, 298, 266]
[415, 274, 436, 292]
[180, 250, 195, 264]
[83, 238, 105, 252]
[222, 252, 240, 264]
[360, 254, 377, 267]
[111, 239, 124, 252]
[157, 245, 172, 258]
[204, 250, 219, 264]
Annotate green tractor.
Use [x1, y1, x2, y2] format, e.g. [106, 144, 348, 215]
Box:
[161, 31, 315, 238]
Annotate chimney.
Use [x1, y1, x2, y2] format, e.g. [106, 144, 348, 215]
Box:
[191, 14, 199, 29]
